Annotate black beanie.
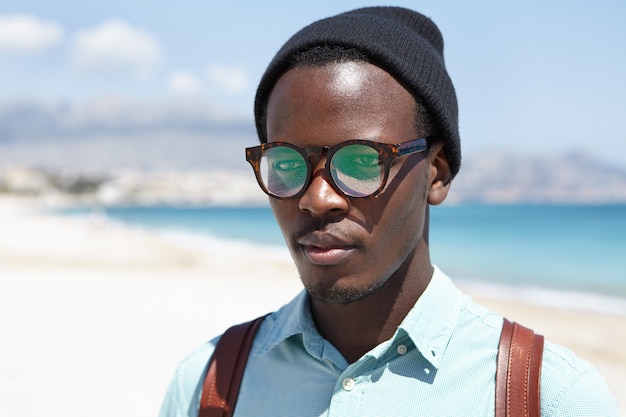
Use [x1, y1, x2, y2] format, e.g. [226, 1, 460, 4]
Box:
[254, 6, 461, 179]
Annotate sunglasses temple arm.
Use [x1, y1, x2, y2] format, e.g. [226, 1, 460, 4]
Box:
[397, 138, 428, 156]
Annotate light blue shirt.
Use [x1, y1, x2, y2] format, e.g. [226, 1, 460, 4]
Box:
[159, 267, 618, 416]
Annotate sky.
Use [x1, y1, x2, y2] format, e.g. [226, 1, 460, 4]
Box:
[1, 0, 625, 166]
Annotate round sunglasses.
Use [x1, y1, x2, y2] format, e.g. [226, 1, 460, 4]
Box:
[245, 137, 429, 199]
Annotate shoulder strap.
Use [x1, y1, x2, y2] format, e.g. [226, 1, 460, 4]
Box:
[495, 318, 545, 417]
[199, 316, 266, 417]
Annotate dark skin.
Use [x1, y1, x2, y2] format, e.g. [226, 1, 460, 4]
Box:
[266, 61, 451, 363]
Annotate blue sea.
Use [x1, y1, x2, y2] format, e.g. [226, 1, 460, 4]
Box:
[61, 204, 626, 312]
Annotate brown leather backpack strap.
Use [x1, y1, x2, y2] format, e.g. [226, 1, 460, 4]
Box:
[199, 316, 266, 417]
[496, 318, 514, 417]
[496, 318, 545, 417]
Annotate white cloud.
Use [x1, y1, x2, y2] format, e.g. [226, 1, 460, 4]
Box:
[72, 19, 161, 78]
[168, 70, 202, 95]
[0, 14, 64, 52]
[206, 65, 249, 93]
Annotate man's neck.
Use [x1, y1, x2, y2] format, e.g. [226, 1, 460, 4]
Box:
[309, 263, 433, 364]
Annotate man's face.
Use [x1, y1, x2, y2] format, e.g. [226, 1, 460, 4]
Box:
[266, 61, 440, 305]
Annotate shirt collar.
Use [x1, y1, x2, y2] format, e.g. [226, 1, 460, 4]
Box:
[254, 290, 324, 358]
[254, 266, 465, 369]
[395, 266, 465, 368]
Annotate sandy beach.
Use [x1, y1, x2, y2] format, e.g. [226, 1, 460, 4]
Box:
[0, 197, 624, 416]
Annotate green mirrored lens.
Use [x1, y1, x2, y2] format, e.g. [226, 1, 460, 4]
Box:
[331, 144, 382, 197]
[260, 146, 307, 197]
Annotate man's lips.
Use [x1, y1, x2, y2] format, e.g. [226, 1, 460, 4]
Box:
[297, 233, 357, 266]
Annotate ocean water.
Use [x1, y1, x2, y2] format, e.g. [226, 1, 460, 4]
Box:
[61, 204, 626, 311]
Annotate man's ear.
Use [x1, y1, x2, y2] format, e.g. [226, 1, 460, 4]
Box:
[427, 143, 452, 205]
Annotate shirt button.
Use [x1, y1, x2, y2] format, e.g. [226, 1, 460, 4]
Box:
[397, 344, 407, 355]
[342, 377, 355, 391]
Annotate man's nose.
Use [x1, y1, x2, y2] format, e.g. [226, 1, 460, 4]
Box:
[298, 160, 350, 216]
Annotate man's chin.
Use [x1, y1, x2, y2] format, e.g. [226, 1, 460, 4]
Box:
[304, 280, 388, 305]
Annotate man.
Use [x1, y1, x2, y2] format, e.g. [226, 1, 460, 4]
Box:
[159, 7, 618, 416]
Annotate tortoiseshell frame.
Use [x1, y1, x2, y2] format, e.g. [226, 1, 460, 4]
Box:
[245, 137, 429, 199]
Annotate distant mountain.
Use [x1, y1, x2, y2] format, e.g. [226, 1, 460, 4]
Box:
[447, 152, 626, 204]
[1, 98, 626, 204]
[0, 98, 255, 142]
[0, 98, 256, 173]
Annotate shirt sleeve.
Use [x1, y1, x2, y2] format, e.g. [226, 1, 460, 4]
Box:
[158, 372, 185, 417]
[540, 341, 619, 417]
[549, 367, 619, 417]
[158, 342, 217, 417]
